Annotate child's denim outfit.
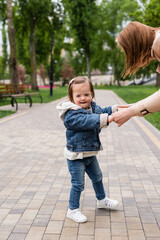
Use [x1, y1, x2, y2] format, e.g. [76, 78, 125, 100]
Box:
[57, 100, 118, 210]
[67, 156, 105, 209]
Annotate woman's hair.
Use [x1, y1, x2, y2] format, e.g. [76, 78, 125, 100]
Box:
[68, 76, 95, 102]
[117, 21, 158, 78]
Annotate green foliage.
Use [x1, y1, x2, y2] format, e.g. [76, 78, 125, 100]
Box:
[1, 0, 159, 86]
[92, 0, 140, 83]
[71, 54, 86, 76]
[0, 56, 9, 80]
[54, 58, 64, 82]
[143, 0, 160, 26]
[63, 0, 97, 49]
[0, 56, 3, 79]
[62, 0, 98, 76]
[15, 0, 52, 72]
[35, 24, 50, 68]
[17, 0, 51, 24]
[14, 0, 65, 82]
[134, 61, 157, 80]
[2, 25, 8, 79]
[0, 0, 6, 23]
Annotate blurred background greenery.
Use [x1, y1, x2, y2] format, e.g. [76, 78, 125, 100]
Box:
[0, 0, 160, 88]
[0, 0, 160, 129]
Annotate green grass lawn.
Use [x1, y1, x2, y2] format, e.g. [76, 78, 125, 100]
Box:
[96, 85, 160, 130]
[0, 110, 15, 119]
[39, 86, 68, 103]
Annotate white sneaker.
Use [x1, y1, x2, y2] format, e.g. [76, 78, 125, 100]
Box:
[97, 197, 119, 209]
[67, 208, 87, 223]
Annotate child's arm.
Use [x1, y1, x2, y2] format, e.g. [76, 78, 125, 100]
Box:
[98, 104, 119, 127]
[97, 104, 119, 115]
[64, 110, 101, 130]
[64, 110, 112, 130]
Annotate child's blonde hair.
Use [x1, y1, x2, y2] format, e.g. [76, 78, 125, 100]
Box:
[68, 76, 95, 102]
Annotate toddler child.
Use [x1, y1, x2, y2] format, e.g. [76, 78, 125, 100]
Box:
[56, 76, 119, 223]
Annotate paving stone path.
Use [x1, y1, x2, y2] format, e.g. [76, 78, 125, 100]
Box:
[0, 89, 160, 240]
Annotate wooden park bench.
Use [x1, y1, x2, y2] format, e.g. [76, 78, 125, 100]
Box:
[0, 84, 43, 111]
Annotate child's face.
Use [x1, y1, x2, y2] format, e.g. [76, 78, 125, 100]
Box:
[72, 82, 92, 109]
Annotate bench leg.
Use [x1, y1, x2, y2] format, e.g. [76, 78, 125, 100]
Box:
[39, 95, 43, 103]
[11, 97, 18, 111]
[25, 95, 32, 107]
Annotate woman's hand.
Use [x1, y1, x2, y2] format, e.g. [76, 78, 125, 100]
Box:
[112, 107, 135, 127]
[118, 104, 132, 109]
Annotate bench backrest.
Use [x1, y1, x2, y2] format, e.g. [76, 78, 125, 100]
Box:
[0, 84, 29, 95]
[0, 84, 15, 95]
[16, 84, 29, 93]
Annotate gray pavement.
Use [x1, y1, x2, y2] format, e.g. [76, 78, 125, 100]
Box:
[0, 89, 160, 240]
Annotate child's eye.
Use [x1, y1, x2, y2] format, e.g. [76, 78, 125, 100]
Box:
[76, 95, 80, 98]
[85, 94, 89, 96]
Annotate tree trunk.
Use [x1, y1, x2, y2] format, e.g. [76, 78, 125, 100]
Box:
[115, 67, 121, 86]
[30, 22, 38, 90]
[6, 0, 18, 86]
[156, 73, 160, 87]
[86, 54, 91, 80]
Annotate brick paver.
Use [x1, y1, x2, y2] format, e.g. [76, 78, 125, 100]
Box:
[0, 89, 160, 240]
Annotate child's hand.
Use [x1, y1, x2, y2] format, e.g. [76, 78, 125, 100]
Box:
[108, 115, 114, 123]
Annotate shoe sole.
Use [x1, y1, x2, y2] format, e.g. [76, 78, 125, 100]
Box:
[97, 202, 119, 209]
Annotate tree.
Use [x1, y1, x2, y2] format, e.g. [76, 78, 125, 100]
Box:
[62, 0, 98, 79]
[6, 0, 18, 85]
[15, 0, 65, 88]
[17, 0, 52, 90]
[2, 25, 8, 79]
[98, 0, 141, 85]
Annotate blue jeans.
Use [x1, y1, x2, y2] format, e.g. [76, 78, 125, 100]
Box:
[67, 156, 106, 209]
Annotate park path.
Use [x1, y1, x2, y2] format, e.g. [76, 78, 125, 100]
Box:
[0, 89, 160, 240]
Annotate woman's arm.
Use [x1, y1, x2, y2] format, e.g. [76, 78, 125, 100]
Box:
[113, 90, 160, 126]
[130, 90, 160, 116]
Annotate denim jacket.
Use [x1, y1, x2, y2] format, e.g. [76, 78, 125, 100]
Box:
[61, 101, 112, 152]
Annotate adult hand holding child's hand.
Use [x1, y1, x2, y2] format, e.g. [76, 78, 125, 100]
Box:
[112, 105, 135, 127]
